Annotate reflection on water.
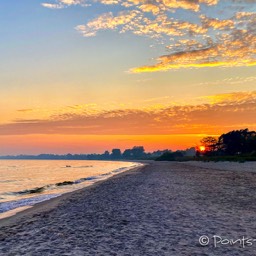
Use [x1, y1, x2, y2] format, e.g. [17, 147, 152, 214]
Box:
[0, 160, 141, 216]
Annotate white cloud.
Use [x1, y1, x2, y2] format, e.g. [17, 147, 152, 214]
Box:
[41, 3, 64, 9]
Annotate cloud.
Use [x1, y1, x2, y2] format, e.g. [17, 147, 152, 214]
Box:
[76, 10, 207, 39]
[41, 3, 64, 9]
[60, 0, 82, 4]
[42, 0, 256, 71]
[201, 91, 256, 104]
[131, 28, 256, 72]
[76, 10, 142, 37]
[99, 0, 120, 4]
[195, 76, 256, 86]
[138, 4, 160, 15]
[42, 0, 89, 9]
[17, 109, 34, 112]
[1, 91, 255, 135]
[200, 15, 235, 30]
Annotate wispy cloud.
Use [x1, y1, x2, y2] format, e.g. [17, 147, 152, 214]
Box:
[131, 28, 256, 72]
[41, 3, 64, 9]
[17, 109, 34, 113]
[195, 76, 256, 86]
[200, 91, 256, 104]
[42, 0, 90, 9]
[1, 91, 255, 135]
[42, 0, 256, 71]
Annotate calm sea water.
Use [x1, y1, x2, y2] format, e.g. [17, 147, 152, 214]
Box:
[0, 160, 141, 218]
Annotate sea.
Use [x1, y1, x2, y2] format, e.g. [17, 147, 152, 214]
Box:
[0, 160, 142, 219]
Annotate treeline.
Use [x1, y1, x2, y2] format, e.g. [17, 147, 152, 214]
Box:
[198, 129, 256, 157]
[2, 129, 254, 162]
[155, 148, 196, 161]
[0, 146, 171, 160]
[156, 129, 256, 162]
[189, 128, 256, 162]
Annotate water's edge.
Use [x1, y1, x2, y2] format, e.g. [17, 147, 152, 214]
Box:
[0, 162, 145, 221]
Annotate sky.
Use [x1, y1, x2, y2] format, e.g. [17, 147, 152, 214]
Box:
[0, 0, 256, 154]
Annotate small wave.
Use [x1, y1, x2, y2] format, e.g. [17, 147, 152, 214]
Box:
[110, 166, 137, 174]
[4, 164, 140, 203]
[0, 194, 60, 214]
[6, 176, 99, 197]
[55, 181, 74, 186]
[13, 186, 46, 195]
[73, 176, 98, 184]
[100, 172, 112, 176]
[82, 176, 97, 180]
[0, 163, 141, 214]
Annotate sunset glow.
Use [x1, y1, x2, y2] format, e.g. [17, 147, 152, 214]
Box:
[199, 146, 206, 152]
[0, 1, 255, 154]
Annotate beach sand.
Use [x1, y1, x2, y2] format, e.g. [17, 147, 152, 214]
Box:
[1, 161, 256, 255]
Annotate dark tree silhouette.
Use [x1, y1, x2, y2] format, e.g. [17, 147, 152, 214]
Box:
[122, 149, 132, 158]
[122, 146, 145, 159]
[155, 151, 184, 161]
[111, 149, 122, 159]
[131, 146, 145, 158]
[200, 136, 218, 155]
[218, 129, 256, 155]
[198, 129, 256, 157]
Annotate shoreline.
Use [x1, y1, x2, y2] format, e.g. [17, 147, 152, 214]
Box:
[1, 161, 256, 255]
[0, 163, 147, 228]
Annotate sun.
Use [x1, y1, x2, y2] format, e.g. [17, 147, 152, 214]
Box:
[199, 146, 206, 152]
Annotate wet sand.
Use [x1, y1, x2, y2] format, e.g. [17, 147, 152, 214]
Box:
[1, 161, 256, 255]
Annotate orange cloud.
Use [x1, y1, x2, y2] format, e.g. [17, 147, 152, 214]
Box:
[43, 0, 219, 11]
[0, 91, 255, 136]
[131, 28, 256, 72]
[201, 91, 256, 104]
[62, 0, 256, 71]
[201, 15, 234, 30]
[17, 109, 34, 113]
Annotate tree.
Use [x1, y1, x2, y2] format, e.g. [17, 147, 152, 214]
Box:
[131, 146, 145, 158]
[155, 151, 184, 161]
[102, 150, 110, 159]
[200, 136, 218, 155]
[122, 149, 132, 159]
[122, 146, 145, 159]
[218, 129, 256, 155]
[111, 149, 122, 159]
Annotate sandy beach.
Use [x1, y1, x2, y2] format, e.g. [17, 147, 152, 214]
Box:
[1, 161, 256, 255]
